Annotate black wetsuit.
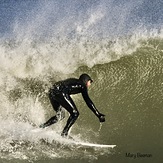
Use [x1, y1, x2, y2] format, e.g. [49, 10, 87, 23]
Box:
[40, 75, 105, 137]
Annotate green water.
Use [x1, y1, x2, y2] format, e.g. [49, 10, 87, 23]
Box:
[74, 39, 163, 162]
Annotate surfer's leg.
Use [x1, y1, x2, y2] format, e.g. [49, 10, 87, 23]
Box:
[39, 94, 65, 128]
[40, 106, 65, 128]
[49, 94, 65, 121]
[59, 93, 79, 137]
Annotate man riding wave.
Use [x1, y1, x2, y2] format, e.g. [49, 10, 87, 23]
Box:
[40, 74, 105, 137]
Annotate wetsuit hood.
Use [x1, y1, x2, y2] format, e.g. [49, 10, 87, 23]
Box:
[79, 74, 93, 85]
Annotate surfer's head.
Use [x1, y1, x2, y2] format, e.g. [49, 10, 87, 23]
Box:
[79, 73, 93, 87]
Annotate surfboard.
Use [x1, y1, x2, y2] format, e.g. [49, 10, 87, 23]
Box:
[72, 141, 116, 148]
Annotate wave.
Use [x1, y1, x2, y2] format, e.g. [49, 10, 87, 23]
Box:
[0, 33, 162, 163]
[0, 0, 163, 161]
[1, 28, 163, 78]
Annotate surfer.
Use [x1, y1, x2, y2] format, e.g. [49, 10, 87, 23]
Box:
[39, 74, 105, 137]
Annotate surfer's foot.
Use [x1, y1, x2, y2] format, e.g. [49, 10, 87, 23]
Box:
[39, 124, 46, 128]
[61, 134, 74, 140]
[61, 132, 74, 140]
[61, 132, 68, 137]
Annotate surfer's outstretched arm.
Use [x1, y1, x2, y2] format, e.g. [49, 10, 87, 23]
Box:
[82, 89, 105, 122]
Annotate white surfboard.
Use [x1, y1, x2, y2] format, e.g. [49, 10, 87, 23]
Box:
[72, 141, 116, 148]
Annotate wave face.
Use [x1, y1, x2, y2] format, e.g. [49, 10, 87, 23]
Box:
[0, 0, 163, 163]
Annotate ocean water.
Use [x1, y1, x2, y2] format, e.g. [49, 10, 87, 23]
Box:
[0, 0, 163, 163]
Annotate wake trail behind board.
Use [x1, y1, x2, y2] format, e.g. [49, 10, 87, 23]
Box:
[31, 128, 116, 149]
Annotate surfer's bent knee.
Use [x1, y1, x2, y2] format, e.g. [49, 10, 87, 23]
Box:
[71, 110, 79, 119]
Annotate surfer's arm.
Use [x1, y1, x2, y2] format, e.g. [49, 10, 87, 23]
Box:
[82, 88, 105, 122]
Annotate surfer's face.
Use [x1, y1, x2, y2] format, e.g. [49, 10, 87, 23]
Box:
[86, 80, 92, 87]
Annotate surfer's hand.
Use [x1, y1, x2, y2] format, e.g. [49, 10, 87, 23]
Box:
[98, 113, 105, 122]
